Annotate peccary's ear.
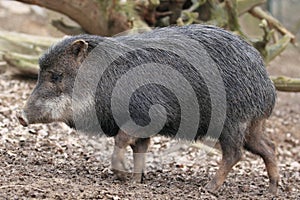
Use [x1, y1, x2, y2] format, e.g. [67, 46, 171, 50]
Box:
[70, 39, 88, 62]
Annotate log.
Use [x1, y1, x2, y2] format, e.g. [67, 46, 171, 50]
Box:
[0, 30, 58, 48]
[0, 31, 58, 78]
[0, 30, 59, 55]
[271, 76, 300, 92]
[2, 52, 39, 78]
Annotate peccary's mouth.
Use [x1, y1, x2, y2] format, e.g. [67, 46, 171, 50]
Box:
[16, 110, 29, 127]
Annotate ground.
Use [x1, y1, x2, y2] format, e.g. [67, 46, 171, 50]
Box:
[0, 2, 300, 199]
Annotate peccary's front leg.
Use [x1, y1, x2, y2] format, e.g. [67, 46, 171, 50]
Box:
[130, 138, 150, 183]
[111, 145, 127, 180]
[112, 130, 134, 180]
[112, 130, 150, 182]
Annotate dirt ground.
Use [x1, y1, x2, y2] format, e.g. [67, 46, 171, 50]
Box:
[0, 2, 300, 199]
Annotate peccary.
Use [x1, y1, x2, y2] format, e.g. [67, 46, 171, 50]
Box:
[17, 25, 279, 194]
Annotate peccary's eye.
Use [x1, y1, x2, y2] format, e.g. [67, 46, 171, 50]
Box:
[50, 72, 63, 83]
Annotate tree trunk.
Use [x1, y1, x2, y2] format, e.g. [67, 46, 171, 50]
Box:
[15, 0, 148, 36]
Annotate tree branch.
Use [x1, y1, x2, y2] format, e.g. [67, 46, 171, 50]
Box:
[249, 6, 296, 43]
[237, 0, 266, 15]
[271, 76, 300, 92]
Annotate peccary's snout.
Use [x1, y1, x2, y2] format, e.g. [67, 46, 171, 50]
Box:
[16, 110, 29, 127]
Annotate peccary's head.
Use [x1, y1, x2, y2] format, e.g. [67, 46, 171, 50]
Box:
[17, 35, 102, 127]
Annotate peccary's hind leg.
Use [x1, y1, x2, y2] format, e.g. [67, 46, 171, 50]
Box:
[130, 138, 150, 183]
[205, 124, 244, 192]
[244, 120, 279, 194]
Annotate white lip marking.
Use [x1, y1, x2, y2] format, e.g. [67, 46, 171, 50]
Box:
[35, 94, 72, 121]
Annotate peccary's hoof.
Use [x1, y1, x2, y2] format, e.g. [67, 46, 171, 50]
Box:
[131, 172, 145, 184]
[268, 185, 278, 195]
[112, 169, 129, 181]
[204, 181, 219, 194]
